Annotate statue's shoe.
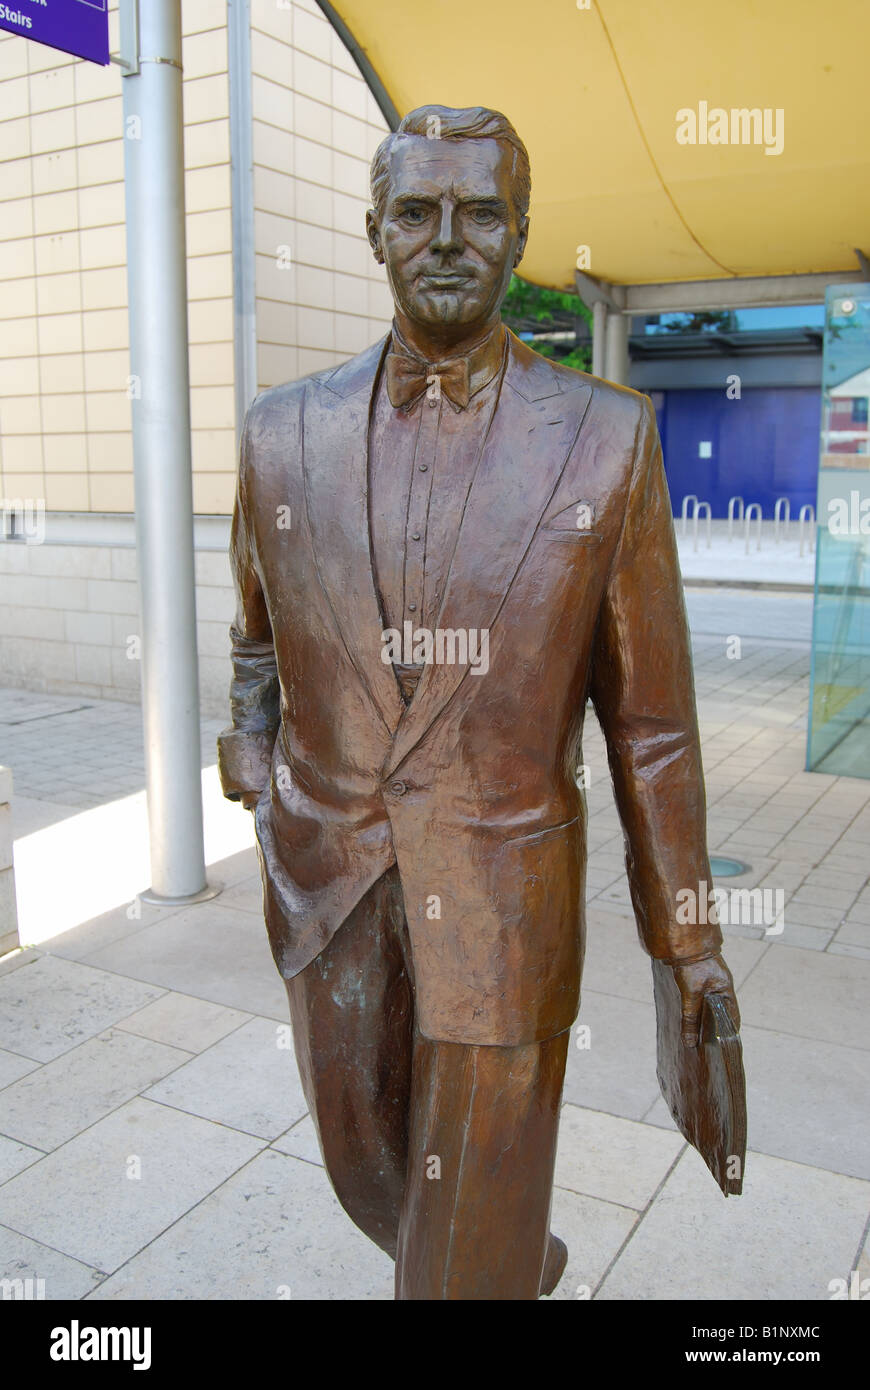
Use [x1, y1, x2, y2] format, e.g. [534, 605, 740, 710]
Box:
[540, 1234, 568, 1297]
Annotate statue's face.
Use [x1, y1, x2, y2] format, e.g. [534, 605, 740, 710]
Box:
[367, 135, 528, 335]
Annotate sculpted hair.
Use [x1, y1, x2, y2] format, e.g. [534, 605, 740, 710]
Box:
[370, 105, 531, 221]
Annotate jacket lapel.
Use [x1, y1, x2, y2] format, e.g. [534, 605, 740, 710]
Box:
[384, 332, 593, 776]
[302, 335, 406, 735]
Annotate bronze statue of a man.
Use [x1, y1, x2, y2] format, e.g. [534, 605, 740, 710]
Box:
[219, 105, 740, 1300]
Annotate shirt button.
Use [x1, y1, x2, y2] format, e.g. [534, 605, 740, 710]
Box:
[389, 780, 408, 796]
[408, 603, 416, 612]
[419, 464, 428, 472]
[412, 532, 421, 541]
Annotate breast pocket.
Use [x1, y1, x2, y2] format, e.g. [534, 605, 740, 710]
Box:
[541, 529, 602, 545]
[541, 500, 602, 544]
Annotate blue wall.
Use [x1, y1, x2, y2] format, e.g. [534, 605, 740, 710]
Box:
[653, 387, 820, 519]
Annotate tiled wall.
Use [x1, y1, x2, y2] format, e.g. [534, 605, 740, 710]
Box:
[0, 528, 235, 716]
[0, 0, 394, 709]
[0, 0, 392, 517]
[0, 1, 240, 514]
[249, 0, 392, 391]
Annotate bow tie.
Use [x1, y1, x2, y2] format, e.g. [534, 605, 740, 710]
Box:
[385, 350, 471, 411]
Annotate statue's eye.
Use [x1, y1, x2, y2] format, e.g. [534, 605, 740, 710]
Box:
[470, 207, 497, 225]
[402, 206, 427, 223]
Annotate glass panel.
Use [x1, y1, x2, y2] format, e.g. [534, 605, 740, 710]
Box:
[807, 284, 870, 776]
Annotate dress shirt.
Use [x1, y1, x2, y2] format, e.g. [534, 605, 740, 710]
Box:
[369, 322, 506, 700]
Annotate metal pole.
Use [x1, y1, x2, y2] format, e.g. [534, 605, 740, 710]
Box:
[227, 0, 258, 448]
[592, 300, 606, 377]
[604, 310, 629, 384]
[121, 0, 214, 904]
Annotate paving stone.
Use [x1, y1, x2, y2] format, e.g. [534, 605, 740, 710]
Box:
[582, 909, 767, 1004]
[737, 945, 870, 1050]
[0, 1047, 40, 1089]
[86, 1148, 394, 1301]
[0, 1135, 43, 1184]
[0, 1098, 263, 1273]
[41, 899, 185, 963]
[828, 942, 870, 962]
[597, 1148, 870, 1301]
[554, 1104, 684, 1210]
[731, 1026, 870, 1180]
[0, 1029, 192, 1150]
[563, 992, 660, 1120]
[0, 1225, 104, 1300]
[0, 955, 165, 1062]
[144, 1017, 307, 1139]
[85, 902, 289, 1020]
[272, 1114, 321, 1165]
[546, 1185, 638, 1300]
[218, 874, 264, 916]
[0, 949, 41, 979]
[116, 992, 251, 1053]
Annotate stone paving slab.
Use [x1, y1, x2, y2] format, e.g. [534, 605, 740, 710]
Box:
[562, 992, 660, 1120]
[1, 590, 867, 1301]
[143, 1017, 308, 1139]
[736, 945, 870, 1051]
[581, 908, 769, 1003]
[546, 1186, 638, 1301]
[0, 955, 165, 1062]
[272, 1114, 322, 1165]
[86, 1148, 395, 1301]
[0, 1135, 43, 1185]
[84, 902, 289, 1021]
[116, 992, 252, 1054]
[597, 1148, 870, 1301]
[40, 900, 187, 964]
[0, 1225, 104, 1300]
[0, 1098, 264, 1274]
[0, 1028, 192, 1151]
[644, 1025, 870, 1181]
[0, 1046, 39, 1088]
[554, 1104, 684, 1210]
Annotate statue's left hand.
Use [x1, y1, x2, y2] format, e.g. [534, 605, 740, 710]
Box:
[672, 953, 740, 1048]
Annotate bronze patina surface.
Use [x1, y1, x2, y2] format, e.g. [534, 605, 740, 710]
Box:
[219, 104, 743, 1300]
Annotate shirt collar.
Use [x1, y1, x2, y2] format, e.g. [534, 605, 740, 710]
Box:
[388, 320, 506, 406]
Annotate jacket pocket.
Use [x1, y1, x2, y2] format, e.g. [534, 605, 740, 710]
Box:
[540, 528, 602, 545]
[501, 815, 580, 848]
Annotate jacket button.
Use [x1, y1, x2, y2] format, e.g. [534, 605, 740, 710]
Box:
[389, 780, 408, 796]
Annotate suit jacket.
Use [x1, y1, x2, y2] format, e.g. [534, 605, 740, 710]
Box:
[218, 328, 722, 1046]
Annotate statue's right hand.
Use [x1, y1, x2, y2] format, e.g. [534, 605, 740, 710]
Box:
[240, 789, 262, 811]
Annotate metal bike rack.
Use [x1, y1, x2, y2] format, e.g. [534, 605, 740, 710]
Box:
[744, 503, 763, 553]
[727, 495, 744, 541]
[692, 500, 712, 552]
[680, 494, 699, 537]
[774, 496, 791, 544]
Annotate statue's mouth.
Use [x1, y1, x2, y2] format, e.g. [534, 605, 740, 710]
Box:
[420, 274, 473, 290]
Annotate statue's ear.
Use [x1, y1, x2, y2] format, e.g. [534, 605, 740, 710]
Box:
[514, 215, 530, 267]
[366, 209, 385, 265]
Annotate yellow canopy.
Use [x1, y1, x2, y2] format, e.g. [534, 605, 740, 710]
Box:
[328, 0, 869, 290]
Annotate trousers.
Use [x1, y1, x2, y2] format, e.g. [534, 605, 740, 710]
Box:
[284, 865, 570, 1300]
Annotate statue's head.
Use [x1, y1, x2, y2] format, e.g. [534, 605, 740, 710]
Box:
[367, 105, 530, 339]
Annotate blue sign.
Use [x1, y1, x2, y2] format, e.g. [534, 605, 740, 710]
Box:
[0, 0, 110, 67]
